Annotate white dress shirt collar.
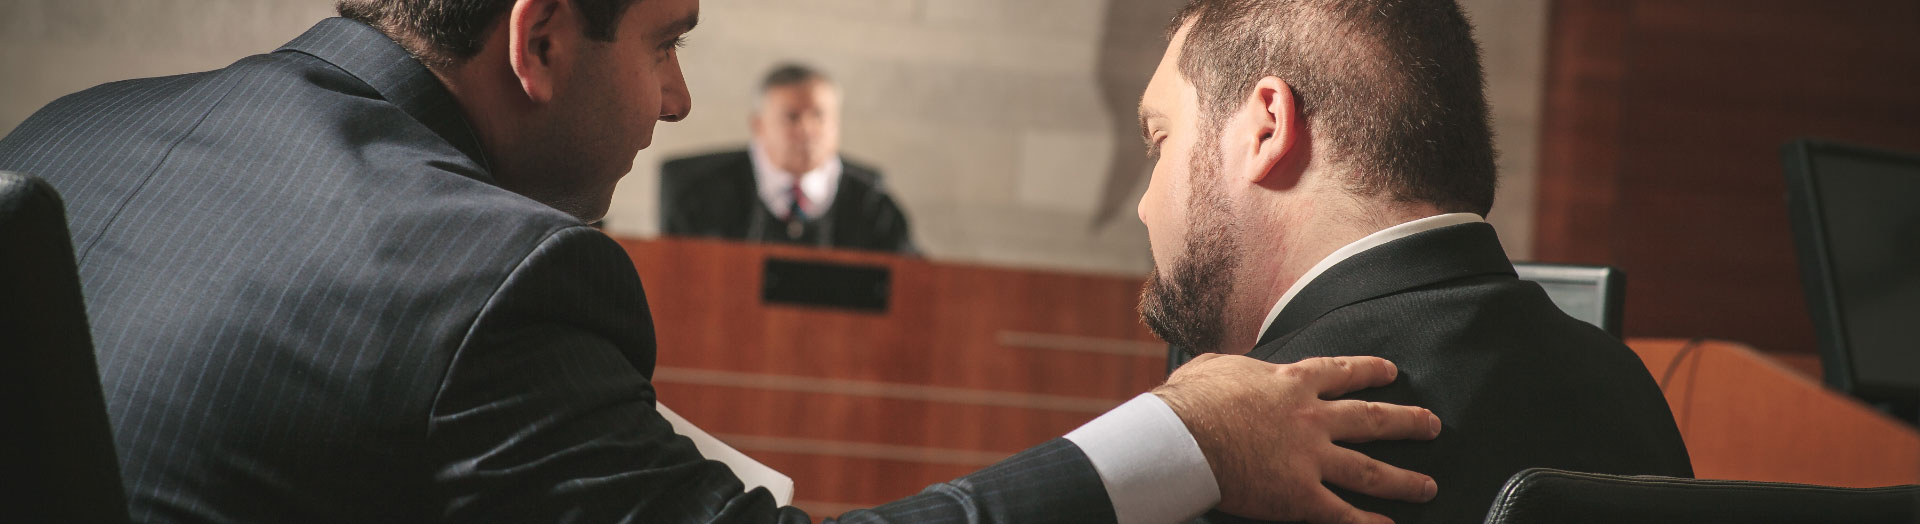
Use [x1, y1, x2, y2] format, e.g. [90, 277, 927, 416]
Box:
[1253, 212, 1486, 342]
[749, 142, 842, 219]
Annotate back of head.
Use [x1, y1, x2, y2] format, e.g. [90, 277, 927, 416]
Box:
[335, 0, 641, 67]
[1176, 0, 1496, 216]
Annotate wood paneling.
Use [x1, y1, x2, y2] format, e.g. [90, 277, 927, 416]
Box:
[617, 238, 1166, 511]
[618, 238, 1166, 400]
[1534, 0, 1631, 265]
[1630, 338, 1920, 487]
[1536, 0, 1920, 354]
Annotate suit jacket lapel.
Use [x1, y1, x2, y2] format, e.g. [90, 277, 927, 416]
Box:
[1248, 222, 1517, 356]
[276, 18, 493, 181]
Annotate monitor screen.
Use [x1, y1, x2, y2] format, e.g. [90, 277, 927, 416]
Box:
[1512, 264, 1623, 338]
[1535, 281, 1605, 329]
[1784, 140, 1920, 402]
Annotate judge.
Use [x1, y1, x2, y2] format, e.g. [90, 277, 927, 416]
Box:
[661, 64, 915, 253]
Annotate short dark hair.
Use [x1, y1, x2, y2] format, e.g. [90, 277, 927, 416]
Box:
[1173, 0, 1497, 216]
[337, 0, 644, 67]
[759, 63, 832, 93]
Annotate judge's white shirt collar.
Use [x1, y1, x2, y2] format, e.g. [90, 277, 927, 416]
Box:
[1252, 212, 1487, 343]
[749, 141, 842, 219]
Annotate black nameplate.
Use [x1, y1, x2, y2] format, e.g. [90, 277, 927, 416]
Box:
[761, 258, 891, 313]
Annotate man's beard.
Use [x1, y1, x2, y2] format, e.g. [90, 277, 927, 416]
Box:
[1140, 135, 1238, 357]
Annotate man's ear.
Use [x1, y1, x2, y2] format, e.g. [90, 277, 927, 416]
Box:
[506, 0, 578, 104]
[1240, 76, 1299, 186]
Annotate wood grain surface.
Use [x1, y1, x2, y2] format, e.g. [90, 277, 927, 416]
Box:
[1535, 0, 1920, 355]
[1630, 338, 1920, 487]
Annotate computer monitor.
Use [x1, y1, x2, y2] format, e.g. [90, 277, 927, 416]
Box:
[1512, 263, 1626, 339]
[1783, 140, 1920, 421]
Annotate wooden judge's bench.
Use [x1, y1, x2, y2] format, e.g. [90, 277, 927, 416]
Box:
[616, 237, 1920, 516]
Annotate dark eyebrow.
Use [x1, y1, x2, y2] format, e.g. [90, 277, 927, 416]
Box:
[654, 12, 699, 40]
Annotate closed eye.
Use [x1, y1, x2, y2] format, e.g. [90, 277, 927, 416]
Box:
[1138, 106, 1169, 159]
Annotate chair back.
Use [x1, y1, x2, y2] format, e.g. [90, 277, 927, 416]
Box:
[1484, 468, 1920, 524]
[0, 171, 130, 524]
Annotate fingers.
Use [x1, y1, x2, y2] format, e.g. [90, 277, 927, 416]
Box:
[1292, 356, 1398, 397]
[1299, 485, 1395, 524]
[1322, 399, 1442, 442]
[1321, 446, 1438, 504]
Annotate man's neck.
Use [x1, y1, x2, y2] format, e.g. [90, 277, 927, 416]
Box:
[431, 57, 516, 163]
[1220, 195, 1447, 353]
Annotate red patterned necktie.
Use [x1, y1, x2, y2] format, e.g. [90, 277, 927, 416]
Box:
[788, 181, 811, 221]
[785, 181, 810, 239]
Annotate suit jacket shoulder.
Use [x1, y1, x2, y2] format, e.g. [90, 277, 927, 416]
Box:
[662, 149, 754, 187]
[825, 157, 916, 254]
[1210, 223, 1690, 524]
[659, 149, 756, 238]
[0, 18, 619, 523]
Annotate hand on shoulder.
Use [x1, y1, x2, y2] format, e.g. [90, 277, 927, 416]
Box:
[1154, 354, 1442, 524]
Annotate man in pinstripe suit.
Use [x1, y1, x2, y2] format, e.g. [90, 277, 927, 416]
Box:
[0, 0, 1450, 523]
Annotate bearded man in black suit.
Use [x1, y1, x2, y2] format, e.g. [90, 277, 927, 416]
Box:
[661, 64, 914, 253]
[1133, 2, 1695, 524]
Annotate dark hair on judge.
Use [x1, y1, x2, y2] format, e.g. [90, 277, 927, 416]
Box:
[1172, 0, 1498, 216]
[336, 0, 644, 67]
[759, 63, 832, 93]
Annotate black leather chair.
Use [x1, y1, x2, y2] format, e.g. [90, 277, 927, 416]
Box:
[0, 171, 130, 524]
[1484, 468, 1920, 524]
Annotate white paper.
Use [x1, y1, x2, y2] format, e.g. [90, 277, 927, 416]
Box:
[656, 403, 796, 506]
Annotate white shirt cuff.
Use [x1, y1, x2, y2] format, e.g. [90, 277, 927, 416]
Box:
[1064, 393, 1221, 524]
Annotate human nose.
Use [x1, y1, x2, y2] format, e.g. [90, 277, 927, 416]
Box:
[797, 115, 824, 140]
[658, 54, 691, 122]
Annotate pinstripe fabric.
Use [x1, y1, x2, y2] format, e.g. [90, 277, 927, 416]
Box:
[0, 18, 1115, 524]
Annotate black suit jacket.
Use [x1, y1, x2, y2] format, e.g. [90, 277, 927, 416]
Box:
[1202, 222, 1692, 524]
[0, 18, 1111, 524]
[660, 151, 916, 254]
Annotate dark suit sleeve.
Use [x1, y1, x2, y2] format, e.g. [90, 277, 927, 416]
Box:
[424, 226, 1114, 524]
